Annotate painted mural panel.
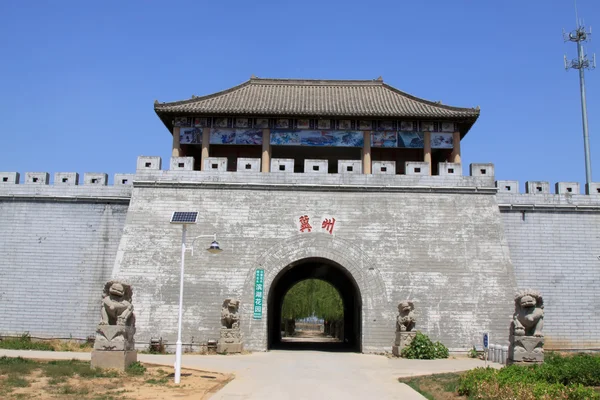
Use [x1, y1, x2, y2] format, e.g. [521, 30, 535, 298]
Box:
[180, 127, 203, 144]
[271, 130, 363, 147]
[431, 132, 454, 148]
[398, 132, 424, 148]
[209, 129, 263, 145]
[371, 132, 397, 147]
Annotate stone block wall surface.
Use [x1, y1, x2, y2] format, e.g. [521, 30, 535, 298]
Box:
[112, 172, 516, 353]
[0, 184, 131, 339]
[497, 192, 600, 349]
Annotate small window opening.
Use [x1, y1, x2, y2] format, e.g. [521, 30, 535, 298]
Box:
[212, 163, 218, 169]
[347, 166, 353, 172]
[448, 168, 454, 174]
[91, 178, 98, 184]
[414, 167, 421, 173]
[536, 186, 542, 192]
[245, 163, 252, 170]
[145, 162, 151, 167]
[597, 188, 600, 193]
[122, 179, 128, 184]
[2, 177, 8, 182]
[178, 163, 184, 168]
[62, 178, 68, 183]
[279, 165, 285, 171]
[505, 186, 511, 191]
[381, 166, 387, 172]
[312, 165, 319, 171]
[32, 177, 39, 182]
[480, 169, 487, 175]
[567, 187, 572, 193]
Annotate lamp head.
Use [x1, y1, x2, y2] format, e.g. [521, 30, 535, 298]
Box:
[207, 240, 223, 254]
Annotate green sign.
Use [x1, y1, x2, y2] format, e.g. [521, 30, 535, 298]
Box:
[253, 269, 265, 319]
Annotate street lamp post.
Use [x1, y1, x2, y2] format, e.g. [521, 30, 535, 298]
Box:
[170, 212, 222, 384]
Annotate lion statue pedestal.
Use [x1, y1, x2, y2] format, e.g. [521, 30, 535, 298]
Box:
[508, 290, 544, 365]
[91, 281, 137, 371]
[392, 301, 416, 357]
[217, 299, 243, 354]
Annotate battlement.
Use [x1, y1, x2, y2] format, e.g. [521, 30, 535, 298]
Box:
[0, 171, 133, 203]
[133, 156, 496, 191]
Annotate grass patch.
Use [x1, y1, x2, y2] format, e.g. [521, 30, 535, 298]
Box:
[0, 333, 55, 351]
[145, 377, 169, 385]
[4, 374, 31, 388]
[43, 359, 120, 379]
[458, 352, 600, 399]
[400, 373, 460, 400]
[0, 356, 37, 375]
[125, 361, 146, 376]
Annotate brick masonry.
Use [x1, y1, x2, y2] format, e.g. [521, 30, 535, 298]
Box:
[0, 161, 599, 353]
[0, 184, 131, 339]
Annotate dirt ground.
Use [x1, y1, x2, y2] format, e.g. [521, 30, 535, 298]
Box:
[4, 363, 232, 400]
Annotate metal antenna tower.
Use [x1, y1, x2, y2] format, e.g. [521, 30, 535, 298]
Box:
[563, 2, 596, 186]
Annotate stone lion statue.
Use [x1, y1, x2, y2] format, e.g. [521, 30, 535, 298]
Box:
[99, 280, 135, 327]
[221, 298, 240, 329]
[396, 301, 415, 332]
[512, 289, 543, 337]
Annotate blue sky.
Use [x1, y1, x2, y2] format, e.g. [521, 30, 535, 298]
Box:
[0, 0, 597, 190]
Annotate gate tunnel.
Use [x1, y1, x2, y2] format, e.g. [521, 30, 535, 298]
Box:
[267, 257, 362, 352]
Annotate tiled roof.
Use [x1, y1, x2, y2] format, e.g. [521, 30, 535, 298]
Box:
[154, 78, 480, 120]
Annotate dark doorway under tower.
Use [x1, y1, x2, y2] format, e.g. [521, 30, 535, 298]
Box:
[267, 257, 362, 352]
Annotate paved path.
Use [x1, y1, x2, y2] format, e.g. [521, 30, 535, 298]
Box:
[0, 349, 500, 399]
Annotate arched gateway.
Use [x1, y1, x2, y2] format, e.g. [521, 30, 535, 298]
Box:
[240, 234, 387, 352]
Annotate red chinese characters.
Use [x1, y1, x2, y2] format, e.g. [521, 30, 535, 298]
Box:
[321, 218, 336, 234]
[299, 215, 312, 232]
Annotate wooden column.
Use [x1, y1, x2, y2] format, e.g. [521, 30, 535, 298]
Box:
[362, 131, 371, 174]
[261, 129, 271, 172]
[200, 127, 210, 170]
[451, 131, 461, 164]
[172, 127, 181, 157]
[423, 131, 431, 175]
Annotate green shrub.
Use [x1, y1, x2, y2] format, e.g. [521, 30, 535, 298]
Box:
[0, 356, 37, 375]
[458, 353, 600, 399]
[400, 332, 449, 359]
[126, 361, 147, 376]
[0, 333, 54, 351]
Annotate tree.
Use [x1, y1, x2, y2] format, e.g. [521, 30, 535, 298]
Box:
[281, 279, 343, 321]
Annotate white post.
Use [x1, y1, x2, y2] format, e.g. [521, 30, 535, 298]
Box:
[174, 224, 187, 384]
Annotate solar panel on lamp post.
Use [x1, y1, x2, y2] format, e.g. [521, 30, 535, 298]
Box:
[169, 212, 222, 384]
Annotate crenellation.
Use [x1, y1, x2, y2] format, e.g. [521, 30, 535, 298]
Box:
[304, 159, 328, 173]
[25, 172, 49, 185]
[54, 172, 79, 185]
[203, 157, 227, 172]
[84, 173, 108, 186]
[372, 161, 395, 175]
[236, 158, 260, 172]
[438, 162, 462, 176]
[0, 172, 20, 184]
[271, 158, 294, 173]
[526, 181, 550, 194]
[114, 174, 134, 185]
[338, 160, 362, 174]
[405, 162, 429, 175]
[470, 163, 494, 177]
[169, 157, 194, 171]
[496, 180, 519, 193]
[585, 182, 600, 195]
[136, 156, 162, 171]
[555, 181, 580, 195]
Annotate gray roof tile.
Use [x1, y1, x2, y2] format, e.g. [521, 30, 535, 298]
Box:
[154, 78, 480, 120]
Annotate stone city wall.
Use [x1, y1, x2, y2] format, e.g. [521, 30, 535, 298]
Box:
[497, 181, 600, 350]
[1, 160, 599, 353]
[0, 172, 132, 339]
[113, 157, 515, 353]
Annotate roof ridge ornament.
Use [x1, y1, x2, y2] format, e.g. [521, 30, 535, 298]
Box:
[376, 76, 383, 81]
